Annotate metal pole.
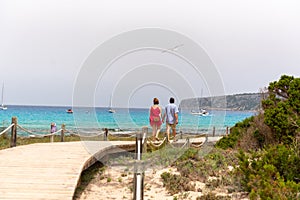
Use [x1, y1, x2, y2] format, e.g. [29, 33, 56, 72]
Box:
[142, 127, 148, 154]
[133, 128, 146, 200]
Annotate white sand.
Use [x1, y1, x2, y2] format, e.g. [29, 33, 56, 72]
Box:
[77, 166, 198, 200]
[76, 166, 249, 200]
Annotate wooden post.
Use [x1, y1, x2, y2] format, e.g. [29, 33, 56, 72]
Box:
[104, 128, 108, 141]
[212, 126, 215, 137]
[50, 122, 55, 143]
[164, 132, 168, 143]
[50, 134, 54, 143]
[10, 117, 17, 147]
[61, 124, 65, 142]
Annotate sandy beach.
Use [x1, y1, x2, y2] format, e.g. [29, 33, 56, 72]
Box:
[75, 165, 249, 200]
[76, 167, 175, 200]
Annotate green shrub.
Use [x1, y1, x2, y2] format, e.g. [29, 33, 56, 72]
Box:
[253, 129, 265, 149]
[237, 144, 300, 199]
[161, 172, 195, 195]
[177, 147, 199, 162]
[197, 192, 231, 200]
[215, 125, 242, 149]
[216, 116, 255, 150]
[235, 116, 254, 128]
[262, 75, 300, 144]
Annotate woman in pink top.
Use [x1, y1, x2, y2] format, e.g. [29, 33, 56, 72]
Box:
[149, 98, 163, 141]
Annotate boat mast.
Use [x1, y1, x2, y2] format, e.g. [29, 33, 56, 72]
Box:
[199, 88, 203, 110]
[1, 82, 4, 107]
[109, 94, 112, 109]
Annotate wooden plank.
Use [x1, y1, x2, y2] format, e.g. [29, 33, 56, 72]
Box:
[0, 140, 135, 199]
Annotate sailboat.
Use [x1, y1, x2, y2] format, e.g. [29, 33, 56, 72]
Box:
[191, 89, 208, 116]
[108, 95, 116, 113]
[0, 83, 7, 110]
[191, 108, 208, 116]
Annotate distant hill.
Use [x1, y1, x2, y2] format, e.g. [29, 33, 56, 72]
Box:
[180, 93, 261, 111]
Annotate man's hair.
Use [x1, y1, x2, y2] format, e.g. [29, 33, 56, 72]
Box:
[169, 97, 175, 103]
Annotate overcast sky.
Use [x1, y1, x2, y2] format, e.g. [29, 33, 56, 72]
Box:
[1, 0, 300, 108]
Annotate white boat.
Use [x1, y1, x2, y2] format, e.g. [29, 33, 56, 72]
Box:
[191, 89, 208, 116]
[191, 108, 209, 116]
[108, 95, 116, 113]
[108, 108, 116, 113]
[0, 83, 7, 110]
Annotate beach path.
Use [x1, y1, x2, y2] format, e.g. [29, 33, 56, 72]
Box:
[0, 141, 135, 200]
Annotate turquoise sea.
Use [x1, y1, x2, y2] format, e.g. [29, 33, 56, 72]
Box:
[0, 105, 255, 136]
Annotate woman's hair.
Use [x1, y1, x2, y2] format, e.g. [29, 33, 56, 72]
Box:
[153, 98, 159, 105]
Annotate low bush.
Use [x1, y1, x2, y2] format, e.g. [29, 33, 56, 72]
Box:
[161, 172, 195, 195]
[215, 117, 253, 150]
[237, 143, 300, 199]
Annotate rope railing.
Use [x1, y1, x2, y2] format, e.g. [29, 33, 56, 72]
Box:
[0, 117, 70, 146]
[17, 124, 62, 138]
[190, 134, 208, 148]
[42, 129, 63, 137]
[180, 139, 190, 149]
[64, 129, 81, 137]
[74, 132, 104, 138]
[179, 133, 207, 139]
[17, 124, 37, 135]
[190, 141, 204, 148]
[1, 116, 224, 150]
[2, 117, 215, 200]
[65, 128, 138, 139]
[0, 124, 14, 136]
[17, 124, 46, 138]
[129, 132, 139, 138]
[148, 137, 167, 149]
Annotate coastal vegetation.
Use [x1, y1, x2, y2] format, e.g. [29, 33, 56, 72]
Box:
[154, 75, 300, 199]
[215, 75, 300, 199]
[1, 75, 299, 199]
[161, 147, 243, 199]
[74, 75, 299, 199]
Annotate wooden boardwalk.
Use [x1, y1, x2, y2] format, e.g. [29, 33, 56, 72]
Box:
[0, 141, 135, 200]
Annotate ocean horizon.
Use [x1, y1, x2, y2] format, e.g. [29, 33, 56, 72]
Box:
[0, 105, 255, 136]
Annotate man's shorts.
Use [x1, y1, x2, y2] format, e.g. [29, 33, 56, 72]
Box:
[166, 123, 176, 129]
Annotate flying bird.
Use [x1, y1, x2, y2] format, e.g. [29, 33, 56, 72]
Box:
[161, 44, 184, 53]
